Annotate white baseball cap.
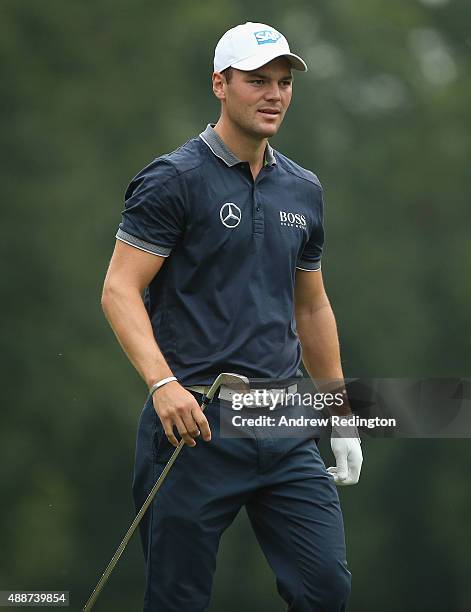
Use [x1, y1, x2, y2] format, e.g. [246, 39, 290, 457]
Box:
[214, 22, 308, 73]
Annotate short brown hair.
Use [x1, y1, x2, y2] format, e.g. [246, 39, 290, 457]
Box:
[221, 67, 234, 83]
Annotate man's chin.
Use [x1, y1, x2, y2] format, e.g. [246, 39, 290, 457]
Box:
[253, 121, 281, 138]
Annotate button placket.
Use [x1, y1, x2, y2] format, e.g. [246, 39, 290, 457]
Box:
[253, 185, 264, 237]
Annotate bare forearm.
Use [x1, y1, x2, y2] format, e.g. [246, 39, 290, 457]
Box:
[296, 302, 344, 383]
[296, 302, 353, 416]
[101, 286, 173, 388]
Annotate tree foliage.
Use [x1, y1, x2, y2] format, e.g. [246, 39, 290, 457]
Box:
[1, 1, 470, 610]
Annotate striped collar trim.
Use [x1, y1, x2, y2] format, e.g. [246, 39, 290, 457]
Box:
[199, 124, 276, 167]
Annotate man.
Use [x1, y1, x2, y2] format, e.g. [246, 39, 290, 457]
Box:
[101, 21, 362, 612]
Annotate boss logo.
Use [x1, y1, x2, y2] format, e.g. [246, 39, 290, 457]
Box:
[254, 30, 282, 45]
[280, 211, 307, 229]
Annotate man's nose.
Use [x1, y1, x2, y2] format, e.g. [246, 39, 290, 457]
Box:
[264, 82, 281, 101]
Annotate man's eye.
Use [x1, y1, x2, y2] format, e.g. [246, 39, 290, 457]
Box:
[250, 80, 264, 85]
[281, 81, 292, 87]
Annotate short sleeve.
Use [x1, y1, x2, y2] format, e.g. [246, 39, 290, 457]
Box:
[115, 159, 185, 257]
[296, 185, 325, 272]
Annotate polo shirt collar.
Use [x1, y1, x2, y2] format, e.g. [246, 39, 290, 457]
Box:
[199, 124, 276, 167]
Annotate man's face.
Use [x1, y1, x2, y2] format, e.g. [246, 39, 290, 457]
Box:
[215, 57, 293, 139]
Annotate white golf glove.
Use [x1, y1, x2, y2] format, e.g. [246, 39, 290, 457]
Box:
[327, 424, 363, 486]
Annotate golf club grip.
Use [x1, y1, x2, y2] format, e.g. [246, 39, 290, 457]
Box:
[83, 438, 186, 610]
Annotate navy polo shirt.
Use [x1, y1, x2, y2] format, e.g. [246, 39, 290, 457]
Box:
[116, 124, 325, 386]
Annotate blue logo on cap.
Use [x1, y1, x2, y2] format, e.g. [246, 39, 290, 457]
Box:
[254, 30, 282, 45]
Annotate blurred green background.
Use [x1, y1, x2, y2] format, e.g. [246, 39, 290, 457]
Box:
[1, 0, 470, 610]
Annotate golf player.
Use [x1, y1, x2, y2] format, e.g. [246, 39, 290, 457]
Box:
[101, 21, 362, 612]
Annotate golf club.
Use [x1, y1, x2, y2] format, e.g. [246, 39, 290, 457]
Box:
[83, 372, 250, 610]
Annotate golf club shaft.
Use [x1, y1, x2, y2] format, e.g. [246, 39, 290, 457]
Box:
[82, 438, 185, 611]
[82, 374, 248, 610]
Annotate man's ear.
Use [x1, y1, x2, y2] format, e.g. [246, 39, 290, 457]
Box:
[212, 72, 226, 101]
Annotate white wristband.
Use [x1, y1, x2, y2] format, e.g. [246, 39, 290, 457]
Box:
[149, 376, 177, 396]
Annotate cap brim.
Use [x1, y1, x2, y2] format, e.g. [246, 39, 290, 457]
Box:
[231, 51, 308, 72]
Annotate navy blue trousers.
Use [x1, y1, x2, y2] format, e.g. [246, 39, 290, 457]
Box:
[132, 393, 351, 611]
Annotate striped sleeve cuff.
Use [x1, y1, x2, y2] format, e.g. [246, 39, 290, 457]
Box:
[115, 228, 172, 257]
[296, 259, 322, 271]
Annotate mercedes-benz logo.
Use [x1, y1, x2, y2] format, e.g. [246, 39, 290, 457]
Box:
[220, 203, 242, 228]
